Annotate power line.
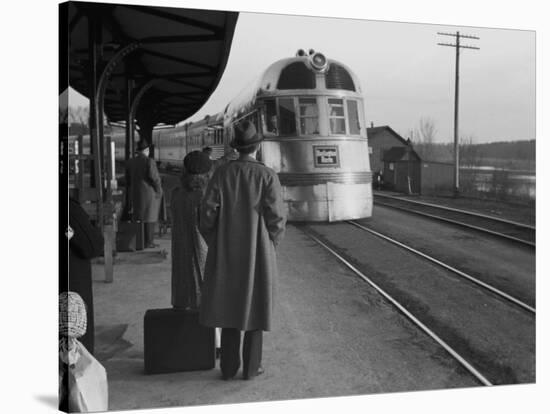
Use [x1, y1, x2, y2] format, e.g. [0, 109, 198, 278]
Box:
[437, 31, 480, 196]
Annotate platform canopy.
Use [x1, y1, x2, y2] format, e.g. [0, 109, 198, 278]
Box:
[67, 1, 238, 126]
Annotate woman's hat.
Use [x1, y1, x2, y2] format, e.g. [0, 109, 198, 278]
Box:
[137, 140, 149, 151]
[59, 291, 87, 338]
[184, 151, 212, 174]
[230, 120, 264, 149]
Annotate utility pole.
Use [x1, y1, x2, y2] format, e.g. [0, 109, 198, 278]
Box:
[438, 31, 479, 196]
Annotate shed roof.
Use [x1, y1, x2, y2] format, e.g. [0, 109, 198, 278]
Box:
[67, 1, 238, 126]
[383, 146, 421, 162]
[367, 125, 410, 146]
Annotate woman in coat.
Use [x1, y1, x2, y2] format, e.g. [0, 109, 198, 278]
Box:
[199, 120, 286, 380]
[170, 151, 212, 310]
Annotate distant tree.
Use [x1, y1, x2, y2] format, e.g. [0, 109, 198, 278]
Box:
[412, 117, 438, 161]
[69, 105, 89, 126]
[417, 117, 437, 144]
[59, 107, 68, 124]
[460, 135, 482, 167]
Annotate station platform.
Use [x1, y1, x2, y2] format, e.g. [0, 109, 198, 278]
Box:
[91, 224, 475, 411]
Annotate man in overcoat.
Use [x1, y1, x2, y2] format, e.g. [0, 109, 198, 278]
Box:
[199, 120, 286, 380]
[126, 140, 163, 248]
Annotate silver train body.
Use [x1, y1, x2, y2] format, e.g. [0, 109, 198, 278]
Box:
[220, 50, 373, 221]
[71, 50, 373, 222]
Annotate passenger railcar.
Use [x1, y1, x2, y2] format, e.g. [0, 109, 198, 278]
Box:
[152, 111, 224, 169]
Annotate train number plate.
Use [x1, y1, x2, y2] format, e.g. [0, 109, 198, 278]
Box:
[313, 145, 339, 167]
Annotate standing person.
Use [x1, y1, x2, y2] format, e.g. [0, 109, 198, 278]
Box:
[63, 197, 104, 355]
[202, 146, 213, 159]
[170, 151, 212, 310]
[126, 140, 163, 248]
[199, 120, 286, 380]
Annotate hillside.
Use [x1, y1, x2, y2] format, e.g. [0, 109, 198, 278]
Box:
[413, 140, 535, 171]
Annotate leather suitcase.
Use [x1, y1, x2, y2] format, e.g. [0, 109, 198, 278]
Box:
[116, 221, 144, 252]
[144, 309, 215, 374]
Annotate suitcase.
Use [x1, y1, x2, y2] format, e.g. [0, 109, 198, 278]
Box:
[116, 221, 144, 252]
[144, 309, 215, 374]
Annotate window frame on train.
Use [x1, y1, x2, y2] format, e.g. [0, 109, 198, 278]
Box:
[298, 97, 320, 135]
[261, 96, 362, 138]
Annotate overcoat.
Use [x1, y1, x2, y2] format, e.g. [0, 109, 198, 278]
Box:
[199, 155, 286, 331]
[126, 153, 163, 223]
[170, 185, 207, 310]
[64, 198, 104, 355]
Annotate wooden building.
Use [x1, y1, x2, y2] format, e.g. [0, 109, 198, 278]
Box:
[420, 161, 454, 195]
[367, 125, 421, 193]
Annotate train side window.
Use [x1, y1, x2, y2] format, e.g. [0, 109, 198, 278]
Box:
[298, 97, 319, 135]
[278, 98, 297, 135]
[347, 100, 360, 135]
[264, 100, 278, 136]
[328, 98, 346, 134]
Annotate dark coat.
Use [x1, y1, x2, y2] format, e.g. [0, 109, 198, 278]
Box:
[199, 155, 286, 331]
[126, 153, 163, 223]
[63, 198, 104, 354]
[170, 185, 208, 310]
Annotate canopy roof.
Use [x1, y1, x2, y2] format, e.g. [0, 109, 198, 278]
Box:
[67, 1, 238, 126]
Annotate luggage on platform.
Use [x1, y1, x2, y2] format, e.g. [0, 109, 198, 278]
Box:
[66, 340, 109, 412]
[144, 308, 215, 374]
[116, 221, 145, 252]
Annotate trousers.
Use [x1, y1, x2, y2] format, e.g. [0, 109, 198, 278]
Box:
[220, 328, 262, 379]
[144, 222, 156, 246]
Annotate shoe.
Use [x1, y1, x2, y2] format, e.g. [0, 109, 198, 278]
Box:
[243, 366, 264, 380]
[221, 370, 238, 381]
[146, 243, 159, 249]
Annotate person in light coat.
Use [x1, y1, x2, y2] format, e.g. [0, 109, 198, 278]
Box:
[199, 120, 286, 380]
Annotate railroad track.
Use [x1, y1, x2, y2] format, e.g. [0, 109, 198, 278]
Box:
[298, 221, 535, 386]
[373, 193, 535, 247]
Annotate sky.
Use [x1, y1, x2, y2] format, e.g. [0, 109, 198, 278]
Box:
[70, 9, 536, 144]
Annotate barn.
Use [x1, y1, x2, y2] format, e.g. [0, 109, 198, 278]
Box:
[367, 125, 421, 194]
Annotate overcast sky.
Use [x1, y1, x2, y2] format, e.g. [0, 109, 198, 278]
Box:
[70, 8, 535, 144]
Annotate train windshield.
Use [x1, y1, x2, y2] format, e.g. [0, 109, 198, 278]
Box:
[262, 97, 361, 137]
[299, 98, 319, 135]
[328, 98, 346, 134]
[328, 98, 361, 136]
[278, 98, 297, 135]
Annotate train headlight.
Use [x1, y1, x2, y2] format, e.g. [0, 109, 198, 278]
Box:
[310, 52, 328, 71]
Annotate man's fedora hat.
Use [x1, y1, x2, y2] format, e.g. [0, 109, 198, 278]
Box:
[230, 120, 264, 149]
[137, 140, 150, 151]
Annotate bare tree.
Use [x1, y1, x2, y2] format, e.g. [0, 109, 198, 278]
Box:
[59, 107, 68, 124]
[460, 135, 481, 168]
[459, 135, 483, 195]
[418, 117, 436, 143]
[69, 105, 89, 126]
[413, 117, 437, 161]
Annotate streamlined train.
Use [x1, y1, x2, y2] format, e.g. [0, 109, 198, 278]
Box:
[70, 49, 373, 222]
[154, 49, 373, 221]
